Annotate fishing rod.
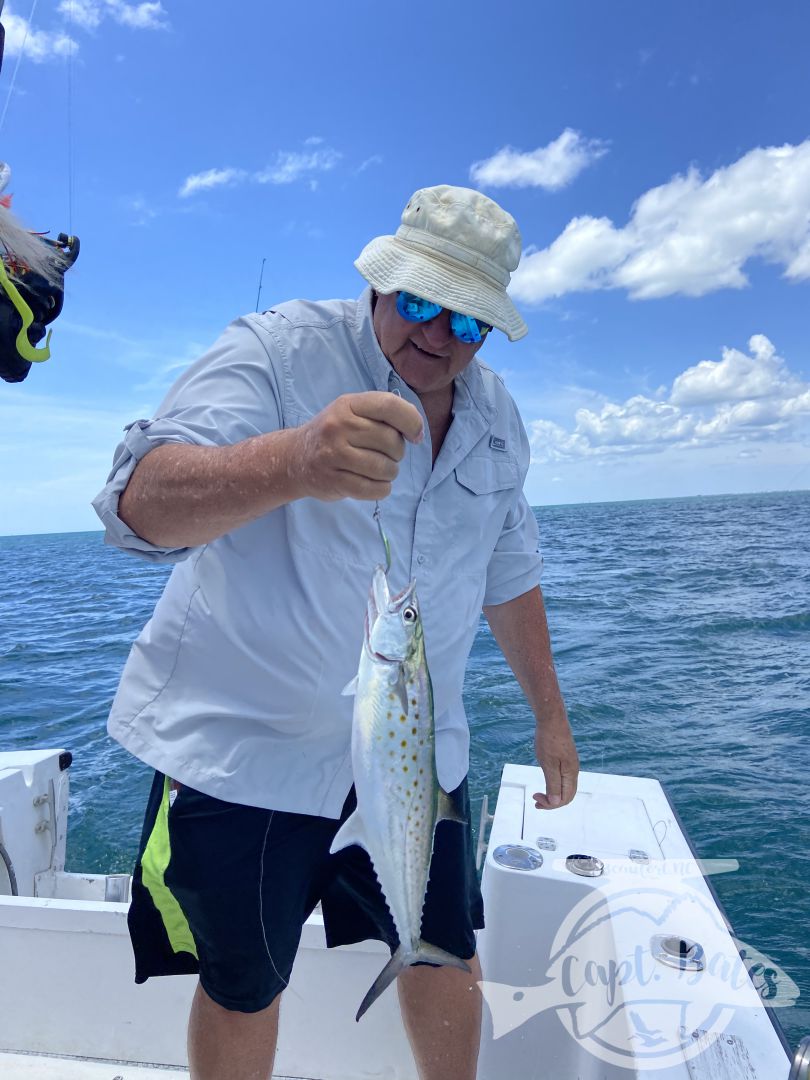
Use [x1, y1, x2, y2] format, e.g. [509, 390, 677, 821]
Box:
[255, 256, 266, 312]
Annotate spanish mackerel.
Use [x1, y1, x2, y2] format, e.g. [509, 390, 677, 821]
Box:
[330, 565, 471, 1021]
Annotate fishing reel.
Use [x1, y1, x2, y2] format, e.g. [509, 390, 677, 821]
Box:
[0, 231, 80, 384]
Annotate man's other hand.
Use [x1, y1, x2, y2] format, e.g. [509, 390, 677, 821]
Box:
[532, 710, 579, 810]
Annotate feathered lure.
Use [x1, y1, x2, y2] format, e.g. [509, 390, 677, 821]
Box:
[0, 162, 79, 383]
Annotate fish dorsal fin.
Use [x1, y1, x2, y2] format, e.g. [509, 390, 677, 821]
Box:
[437, 788, 466, 825]
[341, 675, 359, 697]
[328, 809, 371, 856]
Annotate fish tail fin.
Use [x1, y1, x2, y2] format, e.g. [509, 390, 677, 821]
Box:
[356, 944, 411, 1021]
[415, 939, 472, 973]
[355, 941, 472, 1021]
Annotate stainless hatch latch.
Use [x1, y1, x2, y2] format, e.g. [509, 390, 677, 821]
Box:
[651, 934, 705, 971]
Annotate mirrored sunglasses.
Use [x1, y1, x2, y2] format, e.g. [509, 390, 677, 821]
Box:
[396, 291, 493, 344]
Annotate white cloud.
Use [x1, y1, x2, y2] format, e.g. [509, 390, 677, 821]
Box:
[357, 154, 383, 173]
[256, 146, 341, 185]
[3, 10, 77, 61]
[574, 396, 695, 447]
[57, 0, 169, 31]
[125, 194, 160, 225]
[178, 167, 247, 198]
[105, 0, 168, 30]
[0, 391, 138, 535]
[179, 142, 342, 198]
[513, 216, 634, 301]
[670, 335, 803, 407]
[512, 140, 810, 303]
[57, 0, 103, 30]
[528, 335, 810, 464]
[470, 129, 608, 191]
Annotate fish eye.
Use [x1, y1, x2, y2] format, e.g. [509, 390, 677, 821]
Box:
[402, 605, 418, 624]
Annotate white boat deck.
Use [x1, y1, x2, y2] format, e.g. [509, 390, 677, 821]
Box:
[0, 1052, 189, 1078]
[0, 1052, 308, 1079]
[0, 752, 795, 1080]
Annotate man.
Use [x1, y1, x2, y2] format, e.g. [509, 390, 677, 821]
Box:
[94, 184, 579, 1080]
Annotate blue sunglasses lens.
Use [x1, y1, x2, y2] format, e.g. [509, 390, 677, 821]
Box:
[450, 312, 488, 344]
[397, 292, 442, 323]
[396, 292, 492, 343]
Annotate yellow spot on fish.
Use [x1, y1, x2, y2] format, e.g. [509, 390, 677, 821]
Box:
[411, 698, 417, 706]
[401, 740, 407, 747]
[412, 754, 417, 761]
[413, 780, 418, 787]
[389, 731, 395, 738]
[411, 726, 417, 735]
[389, 693, 396, 701]
[403, 765, 409, 772]
[400, 714, 406, 722]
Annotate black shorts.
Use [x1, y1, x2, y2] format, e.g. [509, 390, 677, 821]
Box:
[127, 771, 485, 1013]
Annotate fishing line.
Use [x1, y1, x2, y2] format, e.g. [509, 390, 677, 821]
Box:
[0, 0, 76, 230]
[0, 0, 40, 135]
[373, 502, 391, 574]
[66, 0, 75, 232]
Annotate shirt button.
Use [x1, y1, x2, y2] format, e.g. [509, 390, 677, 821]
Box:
[417, 554, 426, 566]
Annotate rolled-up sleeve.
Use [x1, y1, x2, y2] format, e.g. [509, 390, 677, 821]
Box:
[483, 407, 543, 607]
[92, 316, 283, 564]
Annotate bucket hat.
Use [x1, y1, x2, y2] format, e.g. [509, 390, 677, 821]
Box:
[355, 185, 528, 342]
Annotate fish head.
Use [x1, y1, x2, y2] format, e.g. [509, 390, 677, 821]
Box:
[365, 566, 421, 664]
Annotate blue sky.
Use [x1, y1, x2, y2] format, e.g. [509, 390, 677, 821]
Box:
[1, 0, 809, 535]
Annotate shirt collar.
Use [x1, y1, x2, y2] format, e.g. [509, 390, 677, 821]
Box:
[353, 284, 497, 421]
[354, 286, 393, 392]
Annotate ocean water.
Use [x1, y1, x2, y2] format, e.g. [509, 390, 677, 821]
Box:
[1, 490, 808, 1050]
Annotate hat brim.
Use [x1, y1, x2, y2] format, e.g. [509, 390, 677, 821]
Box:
[355, 235, 528, 342]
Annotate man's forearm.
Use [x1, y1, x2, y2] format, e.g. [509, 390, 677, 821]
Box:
[484, 585, 579, 808]
[483, 586, 565, 723]
[118, 428, 306, 548]
[116, 391, 425, 550]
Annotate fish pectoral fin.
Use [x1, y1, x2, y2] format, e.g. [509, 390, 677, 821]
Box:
[437, 787, 467, 825]
[341, 675, 359, 697]
[328, 809, 370, 856]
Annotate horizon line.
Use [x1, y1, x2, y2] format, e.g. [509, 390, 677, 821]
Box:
[1, 488, 808, 541]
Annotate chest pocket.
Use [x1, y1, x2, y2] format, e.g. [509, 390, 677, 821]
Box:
[448, 455, 519, 566]
[453, 455, 518, 496]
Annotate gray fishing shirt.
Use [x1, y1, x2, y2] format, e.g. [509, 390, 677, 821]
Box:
[93, 287, 542, 817]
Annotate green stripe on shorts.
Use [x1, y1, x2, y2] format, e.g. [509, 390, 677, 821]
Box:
[141, 775, 198, 959]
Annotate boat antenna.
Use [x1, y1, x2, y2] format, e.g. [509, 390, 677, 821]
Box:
[255, 256, 266, 312]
